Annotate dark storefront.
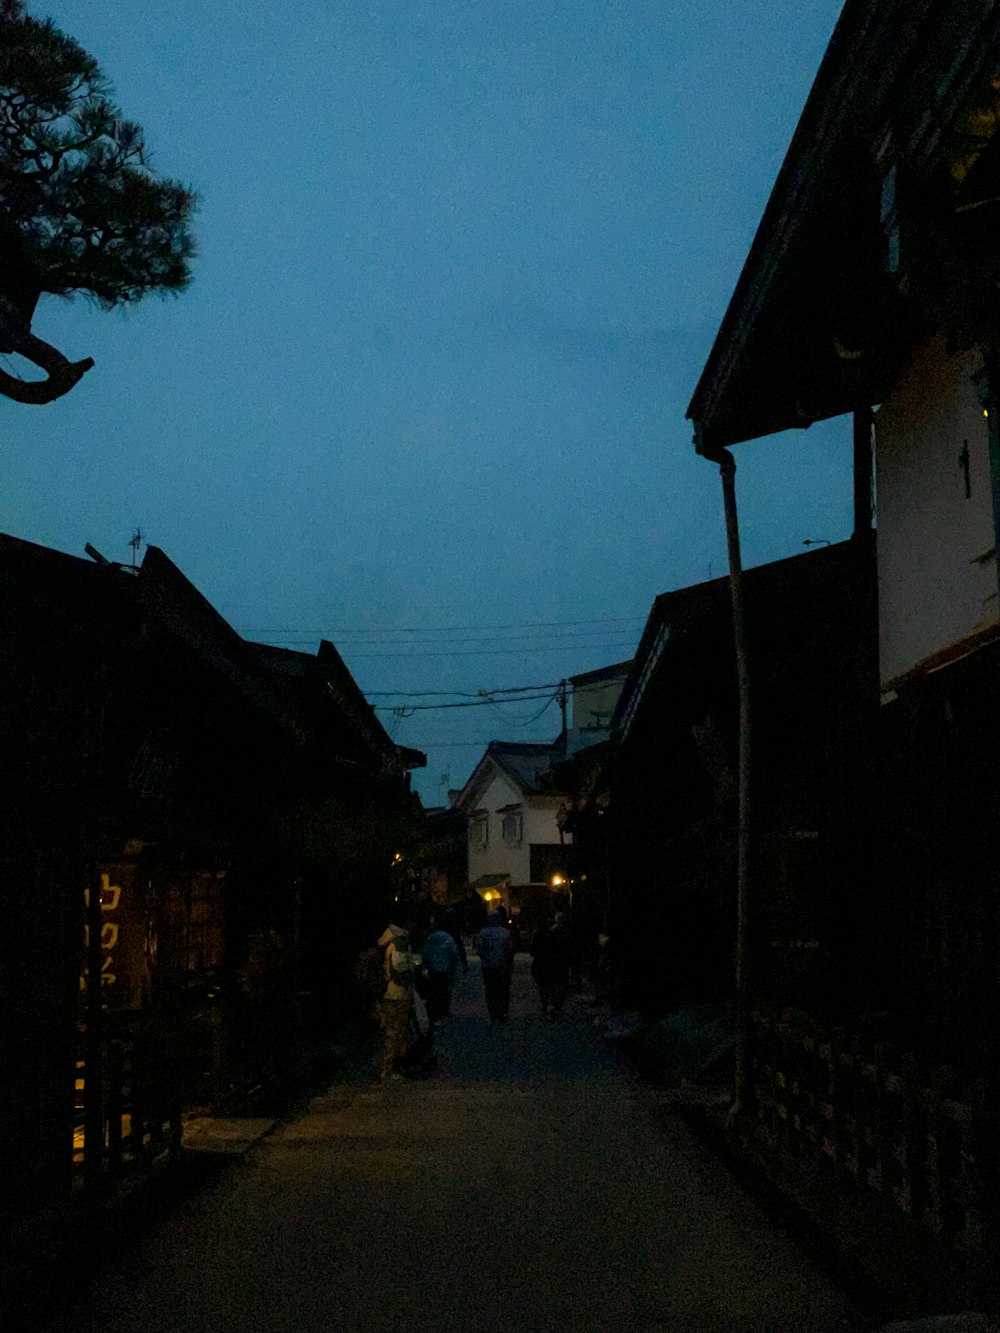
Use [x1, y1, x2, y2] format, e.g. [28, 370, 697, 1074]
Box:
[0, 534, 423, 1264]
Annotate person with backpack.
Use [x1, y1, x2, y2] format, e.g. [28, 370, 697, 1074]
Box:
[377, 923, 419, 1080]
[419, 915, 460, 1023]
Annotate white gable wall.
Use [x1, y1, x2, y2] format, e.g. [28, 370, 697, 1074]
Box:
[463, 766, 571, 886]
[467, 769, 531, 884]
[524, 796, 567, 848]
[572, 676, 622, 730]
[874, 333, 998, 686]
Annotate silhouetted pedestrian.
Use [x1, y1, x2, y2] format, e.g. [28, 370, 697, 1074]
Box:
[531, 911, 571, 1016]
[440, 907, 468, 974]
[420, 916, 460, 1022]
[461, 887, 488, 939]
[476, 908, 514, 1022]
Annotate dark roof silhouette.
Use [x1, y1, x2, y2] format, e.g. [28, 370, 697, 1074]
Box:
[482, 741, 560, 794]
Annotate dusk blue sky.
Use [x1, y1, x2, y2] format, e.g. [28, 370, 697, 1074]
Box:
[4, 1, 847, 804]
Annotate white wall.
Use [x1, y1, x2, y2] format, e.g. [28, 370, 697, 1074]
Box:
[875, 333, 998, 686]
[566, 672, 628, 756]
[466, 771, 530, 884]
[524, 796, 568, 850]
[571, 674, 626, 732]
[465, 773, 570, 885]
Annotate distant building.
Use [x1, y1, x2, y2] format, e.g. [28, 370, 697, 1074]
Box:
[454, 741, 569, 900]
[453, 664, 633, 910]
[420, 795, 467, 904]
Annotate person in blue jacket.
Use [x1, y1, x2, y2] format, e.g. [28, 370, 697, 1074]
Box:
[420, 916, 461, 1022]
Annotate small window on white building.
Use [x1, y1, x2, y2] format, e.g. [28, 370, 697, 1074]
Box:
[469, 814, 489, 848]
[501, 809, 523, 844]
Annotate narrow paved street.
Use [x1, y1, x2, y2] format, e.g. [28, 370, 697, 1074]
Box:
[54, 958, 860, 1333]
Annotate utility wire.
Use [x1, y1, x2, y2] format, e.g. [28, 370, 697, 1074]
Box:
[478, 689, 559, 728]
[255, 628, 640, 647]
[262, 640, 639, 659]
[364, 680, 565, 698]
[240, 613, 645, 636]
[372, 691, 559, 712]
[520, 693, 558, 726]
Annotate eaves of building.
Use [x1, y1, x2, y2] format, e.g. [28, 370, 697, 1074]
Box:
[687, 0, 1000, 451]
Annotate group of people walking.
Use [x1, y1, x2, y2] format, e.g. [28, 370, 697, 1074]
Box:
[475, 905, 574, 1021]
[370, 901, 576, 1080]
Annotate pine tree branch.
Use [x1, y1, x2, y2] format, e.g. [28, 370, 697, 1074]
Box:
[0, 5, 196, 400]
[0, 295, 93, 403]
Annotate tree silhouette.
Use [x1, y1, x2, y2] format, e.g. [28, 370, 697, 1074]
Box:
[0, 0, 197, 403]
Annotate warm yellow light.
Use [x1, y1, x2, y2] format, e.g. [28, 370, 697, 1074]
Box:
[551, 875, 564, 887]
[984, 408, 990, 418]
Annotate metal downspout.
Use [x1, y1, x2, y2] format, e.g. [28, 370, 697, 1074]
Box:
[852, 406, 874, 538]
[697, 432, 752, 1115]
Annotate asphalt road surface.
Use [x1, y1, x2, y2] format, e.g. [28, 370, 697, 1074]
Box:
[51, 956, 860, 1333]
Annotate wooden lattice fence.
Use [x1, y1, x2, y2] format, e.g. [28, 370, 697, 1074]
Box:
[752, 1006, 990, 1260]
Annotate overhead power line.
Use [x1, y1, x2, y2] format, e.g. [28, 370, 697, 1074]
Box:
[240, 613, 644, 636]
[373, 691, 559, 712]
[258, 639, 638, 659]
[257, 628, 638, 647]
[364, 680, 564, 698]
[521, 694, 557, 725]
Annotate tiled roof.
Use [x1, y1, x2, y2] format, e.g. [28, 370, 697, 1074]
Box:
[612, 538, 872, 739]
[486, 741, 560, 794]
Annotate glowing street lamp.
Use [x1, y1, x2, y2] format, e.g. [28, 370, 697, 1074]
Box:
[550, 873, 573, 907]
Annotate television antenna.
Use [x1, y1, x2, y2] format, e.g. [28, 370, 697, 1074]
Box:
[128, 527, 143, 568]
